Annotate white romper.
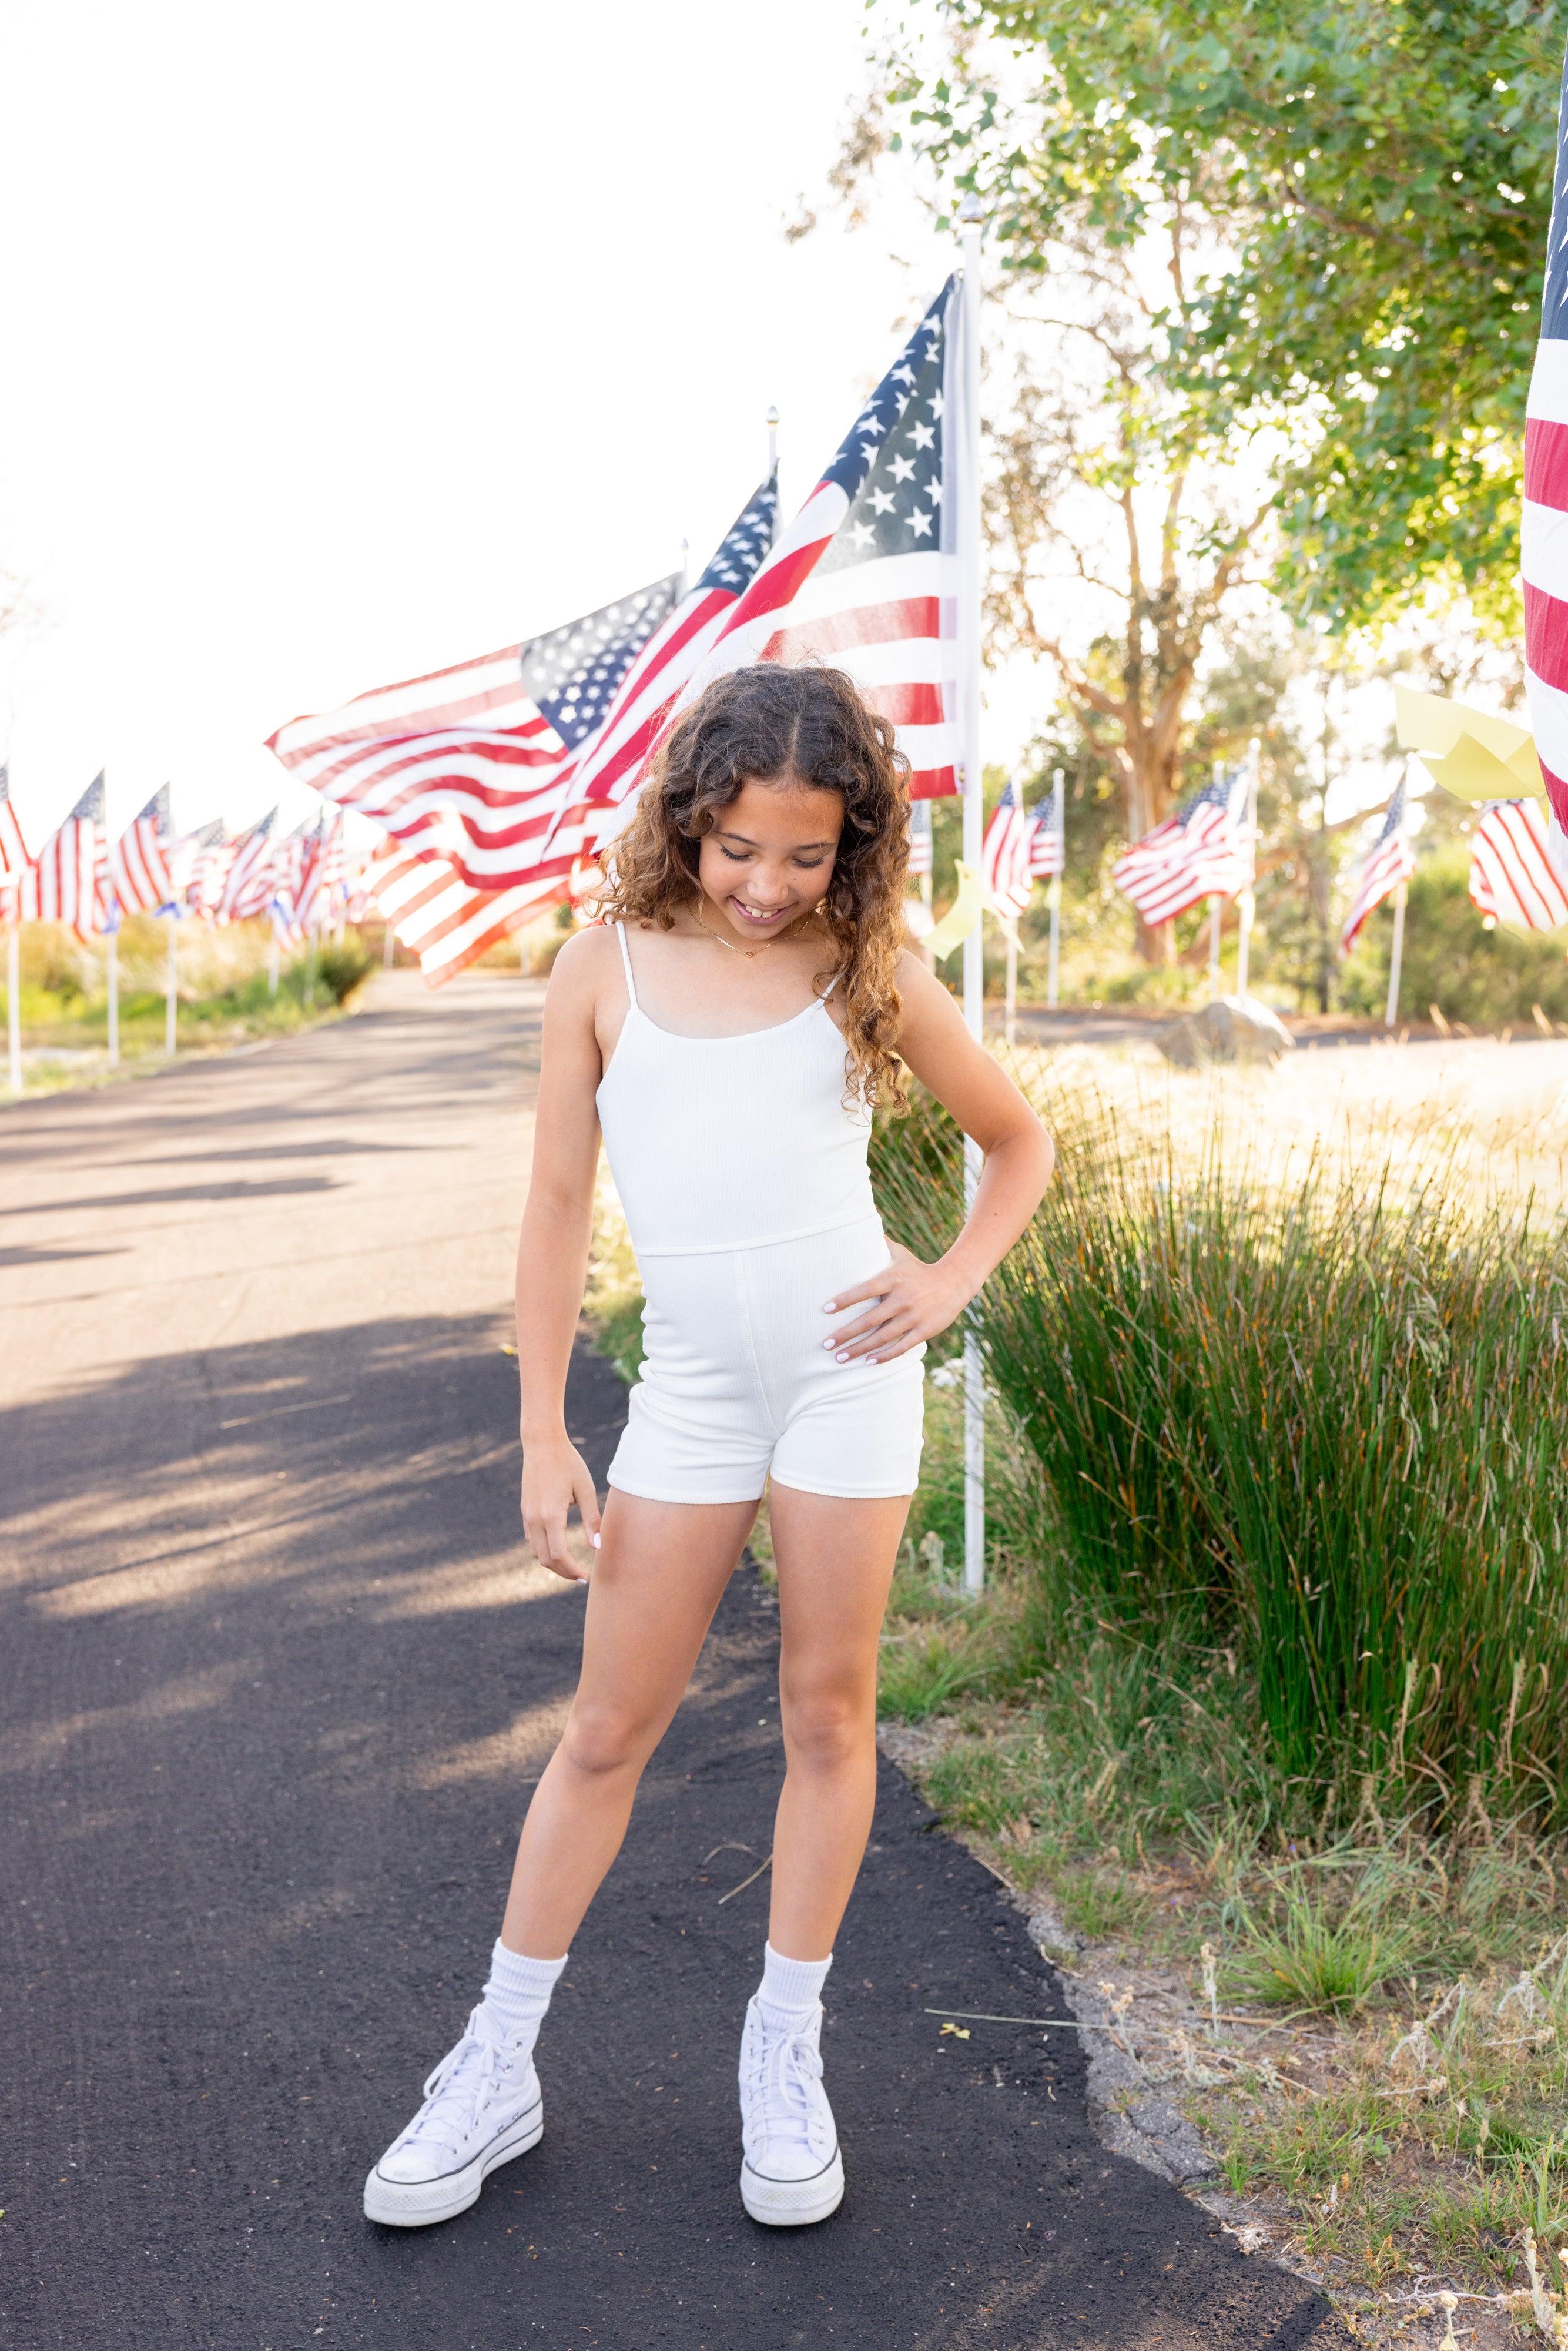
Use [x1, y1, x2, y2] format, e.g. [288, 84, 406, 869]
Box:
[596, 922, 926, 1504]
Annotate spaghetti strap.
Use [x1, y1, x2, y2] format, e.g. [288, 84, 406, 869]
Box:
[614, 920, 639, 1010]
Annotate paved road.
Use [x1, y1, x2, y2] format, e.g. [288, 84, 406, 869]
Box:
[1, 973, 1342, 2349]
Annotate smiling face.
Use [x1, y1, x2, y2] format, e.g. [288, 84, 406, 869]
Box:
[694, 774, 844, 944]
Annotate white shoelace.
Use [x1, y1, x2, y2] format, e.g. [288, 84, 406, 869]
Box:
[743, 2019, 827, 2152]
[397, 2013, 519, 2162]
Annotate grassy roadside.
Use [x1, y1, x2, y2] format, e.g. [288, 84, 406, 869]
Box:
[3, 923, 374, 1097]
[582, 1037, 1568, 2347]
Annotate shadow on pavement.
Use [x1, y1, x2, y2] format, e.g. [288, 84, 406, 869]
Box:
[2, 1310, 1345, 2349]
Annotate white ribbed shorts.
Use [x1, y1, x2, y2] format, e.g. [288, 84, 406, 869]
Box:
[607, 1211, 926, 1505]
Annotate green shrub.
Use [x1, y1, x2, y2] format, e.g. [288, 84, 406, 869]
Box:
[872, 1077, 1568, 1814]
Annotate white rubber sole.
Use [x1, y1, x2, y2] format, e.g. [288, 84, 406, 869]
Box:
[740, 2145, 845, 2228]
[363, 2092, 544, 2228]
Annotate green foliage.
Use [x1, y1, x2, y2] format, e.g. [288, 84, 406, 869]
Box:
[311, 939, 374, 1006]
[1236, 1885, 1416, 2015]
[1341, 843, 1568, 1028]
[872, 1077, 1568, 1807]
[880, 0, 1566, 632]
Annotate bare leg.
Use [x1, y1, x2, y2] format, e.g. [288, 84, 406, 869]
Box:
[500, 1489, 758, 1958]
[765, 1484, 911, 1961]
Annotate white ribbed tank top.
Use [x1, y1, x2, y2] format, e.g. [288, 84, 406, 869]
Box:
[595, 922, 876, 1258]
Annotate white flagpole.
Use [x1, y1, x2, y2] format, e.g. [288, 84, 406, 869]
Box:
[6, 914, 20, 1094]
[165, 915, 178, 1056]
[1234, 736, 1261, 1001]
[269, 919, 282, 996]
[106, 926, 119, 1067]
[1047, 768, 1064, 1010]
[958, 193, 986, 1600]
[1385, 883, 1407, 1029]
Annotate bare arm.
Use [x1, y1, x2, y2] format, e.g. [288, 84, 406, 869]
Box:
[515, 931, 611, 1579]
[826, 952, 1054, 1362]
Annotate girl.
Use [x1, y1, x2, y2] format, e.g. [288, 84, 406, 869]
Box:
[364, 664, 1053, 2231]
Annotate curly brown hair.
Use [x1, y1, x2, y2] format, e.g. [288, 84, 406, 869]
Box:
[593, 664, 913, 1107]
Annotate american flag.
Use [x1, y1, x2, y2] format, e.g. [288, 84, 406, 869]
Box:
[23, 774, 106, 937]
[346, 481, 780, 983]
[1113, 766, 1247, 925]
[169, 820, 233, 920]
[217, 810, 278, 922]
[1341, 779, 1416, 953]
[1524, 36, 1568, 878]
[264, 552, 743, 892]
[363, 836, 567, 986]
[628, 281, 961, 813]
[981, 781, 1036, 919]
[907, 798, 933, 878]
[112, 786, 176, 916]
[1468, 797, 1568, 930]
[540, 478, 780, 843]
[1029, 780, 1064, 879]
[276, 819, 328, 937]
[0, 766, 31, 906]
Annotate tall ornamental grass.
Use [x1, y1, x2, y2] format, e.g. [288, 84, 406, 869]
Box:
[870, 1076, 1568, 1809]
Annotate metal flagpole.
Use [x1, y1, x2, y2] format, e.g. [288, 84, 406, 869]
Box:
[1004, 929, 1017, 1046]
[165, 915, 178, 1056]
[6, 915, 20, 1094]
[106, 926, 119, 1067]
[958, 192, 986, 1600]
[269, 920, 281, 995]
[1046, 769, 1063, 1010]
[1208, 898, 1221, 1000]
[1234, 737, 1261, 1002]
[1385, 884, 1407, 1029]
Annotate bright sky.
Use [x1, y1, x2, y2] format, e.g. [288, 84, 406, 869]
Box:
[0, 0, 964, 846]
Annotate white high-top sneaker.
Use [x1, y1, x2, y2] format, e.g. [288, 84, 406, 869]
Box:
[738, 1994, 845, 2226]
[363, 2008, 544, 2227]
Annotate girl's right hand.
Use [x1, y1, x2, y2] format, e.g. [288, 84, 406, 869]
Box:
[520, 1436, 603, 1583]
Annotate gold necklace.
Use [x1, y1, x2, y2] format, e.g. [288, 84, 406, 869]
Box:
[694, 897, 795, 960]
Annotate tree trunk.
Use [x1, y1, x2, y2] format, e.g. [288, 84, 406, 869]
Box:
[1137, 912, 1177, 965]
[1127, 734, 1180, 966]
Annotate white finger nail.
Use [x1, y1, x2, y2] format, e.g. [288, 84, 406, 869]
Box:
[866, 1356, 878, 1365]
[836, 1351, 850, 1362]
[591, 1533, 601, 1549]
[822, 1301, 836, 1312]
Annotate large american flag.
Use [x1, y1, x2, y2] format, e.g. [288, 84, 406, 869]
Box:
[1113, 766, 1247, 925]
[1525, 36, 1568, 876]
[23, 774, 105, 936]
[0, 767, 31, 906]
[264, 514, 775, 892]
[1468, 797, 1568, 930]
[217, 809, 278, 922]
[112, 786, 176, 916]
[618, 280, 961, 819]
[1030, 780, 1064, 879]
[1341, 779, 1416, 953]
[981, 781, 1036, 919]
[361, 482, 781, 982]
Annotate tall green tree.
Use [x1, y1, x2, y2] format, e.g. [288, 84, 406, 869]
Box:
[878, 0, 1565, 635]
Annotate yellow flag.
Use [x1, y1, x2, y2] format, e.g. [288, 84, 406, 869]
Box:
[924, 861, 1021, 961]
[1393, 684, 1544, 801]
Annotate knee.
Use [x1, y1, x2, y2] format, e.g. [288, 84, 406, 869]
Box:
[558, 1699, 652, 1781]
[780, 1682, 871, 1773]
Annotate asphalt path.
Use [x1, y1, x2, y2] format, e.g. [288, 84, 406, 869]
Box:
[1, 973, 1343, 2350]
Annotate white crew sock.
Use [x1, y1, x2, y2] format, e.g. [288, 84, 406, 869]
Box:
[756, 1941, 832, 2027]
[474, 1938, 568, 2055]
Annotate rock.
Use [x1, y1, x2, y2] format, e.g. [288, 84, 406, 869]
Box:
[1157, 994, 1295, 1069]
